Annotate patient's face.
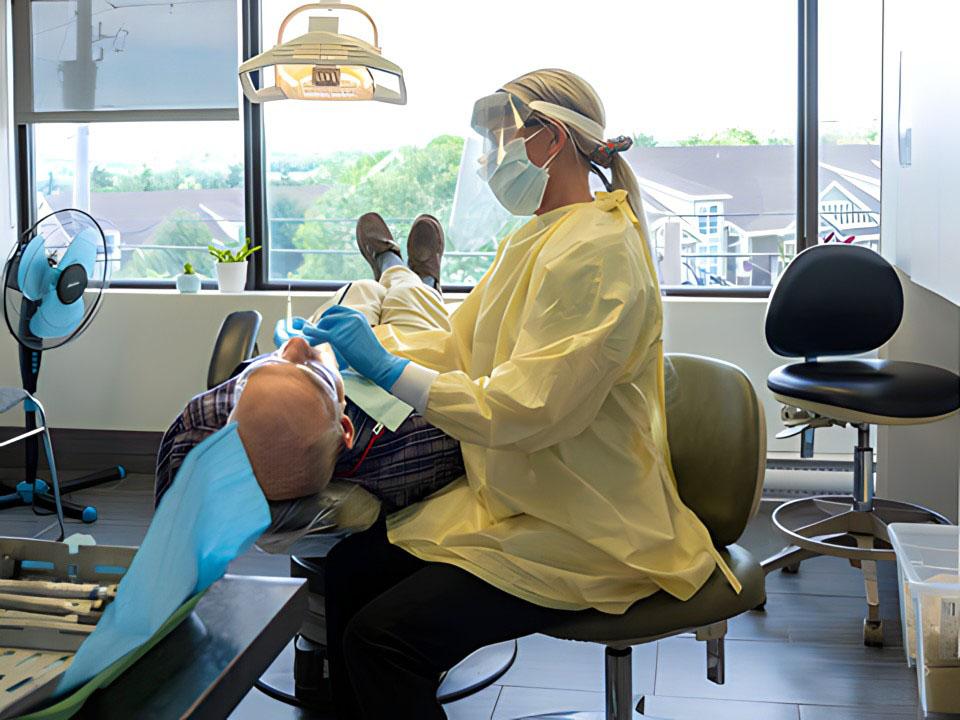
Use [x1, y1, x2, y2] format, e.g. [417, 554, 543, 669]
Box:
[229, 336, 355, 501]
[277, 336, 346, 409]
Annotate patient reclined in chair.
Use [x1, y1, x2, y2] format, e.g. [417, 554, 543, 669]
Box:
[154, 214, 462, 552]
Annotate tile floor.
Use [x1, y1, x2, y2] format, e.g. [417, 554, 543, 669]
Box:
[0, 471, 923, 719]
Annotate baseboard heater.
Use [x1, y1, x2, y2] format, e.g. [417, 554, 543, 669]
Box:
[762, 457, 856, 499]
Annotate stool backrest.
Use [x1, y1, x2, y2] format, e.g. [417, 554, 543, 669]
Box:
[765, 244, 903, 358]
[665, 354, 765, 548]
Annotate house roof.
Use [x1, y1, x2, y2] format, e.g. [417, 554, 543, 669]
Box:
[626, 144, 880, 235]
[45, 185, 328, 247]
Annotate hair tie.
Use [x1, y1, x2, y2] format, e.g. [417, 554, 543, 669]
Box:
[589, 135, 633, 168]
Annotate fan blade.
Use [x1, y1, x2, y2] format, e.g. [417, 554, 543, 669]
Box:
[58, 227, 100, 277]
[29, 295, 86, 339]
[17, 234, 55, 301]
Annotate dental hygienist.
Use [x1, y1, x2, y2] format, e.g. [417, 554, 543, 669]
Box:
[298, 68, 741, 719]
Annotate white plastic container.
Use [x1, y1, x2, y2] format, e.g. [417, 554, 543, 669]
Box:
[888, 523, 960, 716]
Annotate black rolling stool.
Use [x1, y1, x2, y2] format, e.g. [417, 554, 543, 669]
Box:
[761, 243, 959, 646]
[254, 555, 516, 708]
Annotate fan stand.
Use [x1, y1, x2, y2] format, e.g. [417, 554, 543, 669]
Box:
[0, 327, 123, 523]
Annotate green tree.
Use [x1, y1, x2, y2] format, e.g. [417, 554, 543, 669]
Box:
[91, 165, 114, 191]
[821, 128, 879, 145]
[227, 163, 244, 188]
[679, 128, 762, 146]
[289, 135, 467, 281]
[632, 132, 658, 147]
[117, 209, 216, 280]
[268, 194, 309, 279]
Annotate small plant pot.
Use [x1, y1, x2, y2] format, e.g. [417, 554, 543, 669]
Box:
[176, 273, 201, 294]
[216, 261, 248, 293]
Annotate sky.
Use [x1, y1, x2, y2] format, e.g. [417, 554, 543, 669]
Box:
[34, 0, 883, 172]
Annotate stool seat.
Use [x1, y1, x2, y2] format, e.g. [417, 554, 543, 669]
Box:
[542, 544, 763, 645]
[768, 359, 960, 424]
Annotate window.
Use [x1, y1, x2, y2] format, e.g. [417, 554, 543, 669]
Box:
[33, 122, 245, 281]
[15, 0, 881, 293]
[818, 0, 882, 251]
[261, 0, 798, 289]
[697, 203, 721, 236]
[17, 0, 243, 283]
[17, 0, 238, 119]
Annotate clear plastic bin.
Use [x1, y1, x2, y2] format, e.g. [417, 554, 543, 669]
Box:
[888, 523, 960, 717]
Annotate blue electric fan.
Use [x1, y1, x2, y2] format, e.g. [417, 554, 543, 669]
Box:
[2, 208, 123, 523]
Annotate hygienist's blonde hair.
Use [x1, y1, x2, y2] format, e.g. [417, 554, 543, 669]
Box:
[502, 68, 651, 243]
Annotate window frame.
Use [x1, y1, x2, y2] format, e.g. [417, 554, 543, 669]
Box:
[16, 0, 829, 297]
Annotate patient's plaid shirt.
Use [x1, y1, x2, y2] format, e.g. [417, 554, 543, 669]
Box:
[154, 372, 463, 511]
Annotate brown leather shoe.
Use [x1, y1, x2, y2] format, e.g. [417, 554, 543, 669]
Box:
[356, 212, 402, 281]
[406, 214, 444, 286]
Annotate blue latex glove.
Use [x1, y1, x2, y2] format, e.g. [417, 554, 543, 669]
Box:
[276, 316, 348, 368]
[293, 307, 410, 391]
[273, 318, 296, 349]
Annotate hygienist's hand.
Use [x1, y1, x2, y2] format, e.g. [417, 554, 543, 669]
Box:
[273, 318, 297, 349]
[293, 307, 410, 391]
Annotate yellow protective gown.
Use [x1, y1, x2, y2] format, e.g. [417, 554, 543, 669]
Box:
[375, 190, 741, 614]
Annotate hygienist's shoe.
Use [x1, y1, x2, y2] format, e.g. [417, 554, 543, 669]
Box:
[356, 212, 402, 281]
[406, 214, 444, 287]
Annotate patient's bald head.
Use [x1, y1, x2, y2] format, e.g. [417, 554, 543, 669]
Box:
[232, 338, 354, 501]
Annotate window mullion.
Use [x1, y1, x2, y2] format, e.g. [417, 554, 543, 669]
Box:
[798, 0, 819, 252]
[242, 0, 268, 289]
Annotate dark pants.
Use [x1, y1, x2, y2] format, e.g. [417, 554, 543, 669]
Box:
[324, 516, 584, 719]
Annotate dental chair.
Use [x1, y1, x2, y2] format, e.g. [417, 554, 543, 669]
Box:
[206, 309, 519, 709]
[206, 310, 262, 389]
[520, 353, 767, 720]
[760, 243, 959, 646]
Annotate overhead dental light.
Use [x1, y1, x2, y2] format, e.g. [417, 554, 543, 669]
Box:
[239, 2, 406, 105]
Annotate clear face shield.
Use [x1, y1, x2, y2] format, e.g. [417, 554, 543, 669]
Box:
[470, 92, 544, 181]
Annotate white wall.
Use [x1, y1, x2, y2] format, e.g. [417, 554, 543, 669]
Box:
[0, 0, 16, 260]
[881, 0, 960, 306]
[0, 290, 857, 456]
[877, 0, 960, 522]
[876, 276, 960, 523]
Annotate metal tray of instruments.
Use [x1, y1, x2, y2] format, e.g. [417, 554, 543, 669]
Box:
[0, 536, 135, 720]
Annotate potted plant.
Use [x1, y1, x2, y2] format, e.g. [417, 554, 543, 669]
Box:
[175, 262, 202, 294]
[208, 238, 261, 293]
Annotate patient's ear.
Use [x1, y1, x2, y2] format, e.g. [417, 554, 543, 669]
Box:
[340, 414, 356, 450]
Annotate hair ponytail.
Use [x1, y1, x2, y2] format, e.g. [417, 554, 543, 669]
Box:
[502, 69, 650, 244]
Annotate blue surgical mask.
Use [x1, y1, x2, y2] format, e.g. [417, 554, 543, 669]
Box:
[479, 129, 560, 216]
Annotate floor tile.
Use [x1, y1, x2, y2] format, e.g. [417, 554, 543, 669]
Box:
[445, 685, 501, 720]
[642, 694, 800, 720]
[228, 547, 292, 577]
[495, 634, 656, 695]
[0, 518, 54, 538]
[799, 704, 919, 720]
[656, 636, 917, 708]
[229, 686, 331, 719]
[730, 591, 903, 647]
[491, 686, 604, 719]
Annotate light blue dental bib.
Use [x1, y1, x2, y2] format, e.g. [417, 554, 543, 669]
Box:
[58, 422, 271, 694]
